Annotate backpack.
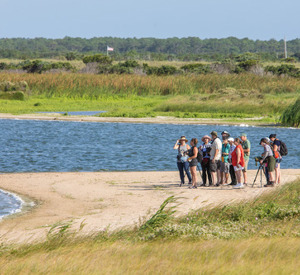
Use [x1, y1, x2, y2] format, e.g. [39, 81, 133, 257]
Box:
[279, 140, 288, 156]
[197, 150, 203, 163]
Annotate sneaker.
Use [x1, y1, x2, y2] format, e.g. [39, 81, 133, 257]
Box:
[264, 182, 274, 187]
[229, 182, 237, 186]
[233, 183, 244, 189]
[192, 186, 197, 189]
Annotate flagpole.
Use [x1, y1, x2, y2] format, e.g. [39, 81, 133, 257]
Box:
[106, 46, 108, 56]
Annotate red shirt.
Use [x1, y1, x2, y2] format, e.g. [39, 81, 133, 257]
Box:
[231, 144, 245, 167]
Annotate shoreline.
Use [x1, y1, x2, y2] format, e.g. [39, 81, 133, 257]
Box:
[0, 113, 285, 127]
[0, 170, 299, 244]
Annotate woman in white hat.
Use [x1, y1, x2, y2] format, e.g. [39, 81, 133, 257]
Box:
[173, 136, 192, 187]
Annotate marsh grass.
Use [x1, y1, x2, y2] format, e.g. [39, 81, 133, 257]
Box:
[0, 180, 299, 273]
[0, 73, 299, 123]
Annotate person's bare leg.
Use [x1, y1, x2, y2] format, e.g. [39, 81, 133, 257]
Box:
[275, 163, 281, 184]
[191, 166, 197, 187]
[225, 173, 229, 184]
[243, 170, 247, 185]
[211, 172, 216, 186]
[217, 170, 221, 185]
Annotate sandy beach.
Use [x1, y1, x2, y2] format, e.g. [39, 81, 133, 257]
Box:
[0, 113, 275, 126]
[0, 169, 299, 244]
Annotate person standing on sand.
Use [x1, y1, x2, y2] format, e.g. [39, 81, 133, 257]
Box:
[240, 133, 251, 186]
[232, 138, 245, 189]
[228, 137, 237, 186]
[269, 134, 282, 184]
[187, 138, 199, 189]
[259, 138, 276, 187]
[220, 137, 230, 185]
[199, 135, 212, 187]
[210, 131, 222, 186]
[174, 136, 192, 187]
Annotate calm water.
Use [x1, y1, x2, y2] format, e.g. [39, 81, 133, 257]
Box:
[0, 119, 299, 173]
[0, 119, 299, 217]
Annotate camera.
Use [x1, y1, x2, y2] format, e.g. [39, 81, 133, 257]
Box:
[254, 156, 266, 166]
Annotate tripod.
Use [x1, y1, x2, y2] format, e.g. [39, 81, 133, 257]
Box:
[252, 164, 264, 188]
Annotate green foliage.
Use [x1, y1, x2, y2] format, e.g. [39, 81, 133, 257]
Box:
[0, 91, 25, 100]
[143, 64, 178, 75]
[0, 37, 300, 62]
[265, 64, 300, 78]
[181, 63, 211, 74]
[82, 54, 112, 65]
[235, 59, 260, 73]
[235, 52, 260, 62]
[139, 196, 177, 233]
[281, 98, 300, 127]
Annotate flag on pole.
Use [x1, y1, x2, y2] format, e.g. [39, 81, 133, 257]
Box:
[107, 46, 114, 51]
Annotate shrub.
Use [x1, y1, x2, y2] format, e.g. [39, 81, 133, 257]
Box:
[265, 64, 300, 78]
[181, 63, 211, 74]
[143, 64, 178, 76]
[281, 98, 300, 127]
[82, 54, 112, 65]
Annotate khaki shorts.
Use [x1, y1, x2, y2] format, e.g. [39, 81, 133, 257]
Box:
[243, 159, 249, 172]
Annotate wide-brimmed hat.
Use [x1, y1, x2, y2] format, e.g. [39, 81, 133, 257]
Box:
[201, 135, 212, 142]
[210, 131, 218, 137]
[179, 136, 188, 142]
[228, 137, 234, 142]
[240, 132, 247, 137]
[221, 130, 230, 137]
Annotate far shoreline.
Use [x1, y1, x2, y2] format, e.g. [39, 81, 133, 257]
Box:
[0, 113, 291, 128]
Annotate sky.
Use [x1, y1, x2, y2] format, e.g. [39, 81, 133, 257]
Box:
[0, 0, 299, 40]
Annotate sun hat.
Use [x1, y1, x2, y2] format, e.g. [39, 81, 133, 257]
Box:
[259, 138, 268, 145]
[210, 131, 218, 137]
[179, 136, 188, 142]
[201, 135, 212, 142]
[240, 132, 247, 137]
[228, 137, 234, 142]
[265, 137, 270, 143]
[221, 130, 230, 137]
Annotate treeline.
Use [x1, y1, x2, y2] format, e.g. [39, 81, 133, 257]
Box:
[0, 37, 299, 61]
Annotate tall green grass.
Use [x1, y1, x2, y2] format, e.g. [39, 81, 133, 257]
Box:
[0, 73, 299, 121]
[281, 97, 300, 127]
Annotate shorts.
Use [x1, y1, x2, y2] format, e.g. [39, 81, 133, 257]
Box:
[267, 156, 276, 172]
[189, 159, 198, 167]
[220, 162, 230, 173]
[243, 159, 249, 172]
[234, 165, 244, 172]
[210, 159, 221, 172]
[275, 158, 281, 168]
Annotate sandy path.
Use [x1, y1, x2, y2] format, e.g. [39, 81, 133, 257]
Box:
[0, 170, 299, 244]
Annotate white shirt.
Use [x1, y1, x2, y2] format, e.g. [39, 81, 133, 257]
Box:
[210, 137, 222, 161]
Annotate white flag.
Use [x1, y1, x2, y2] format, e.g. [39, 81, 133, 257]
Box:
[107, 46, 114, 51]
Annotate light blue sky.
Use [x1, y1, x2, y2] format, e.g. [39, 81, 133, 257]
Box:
[0, 0, 299, 40]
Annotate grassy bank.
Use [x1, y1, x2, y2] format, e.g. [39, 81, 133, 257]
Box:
[0, 73, 299, 123]
[0, 180, 299, 273]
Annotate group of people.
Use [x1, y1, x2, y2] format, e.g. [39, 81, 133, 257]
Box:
[174, 131, 283, 189]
